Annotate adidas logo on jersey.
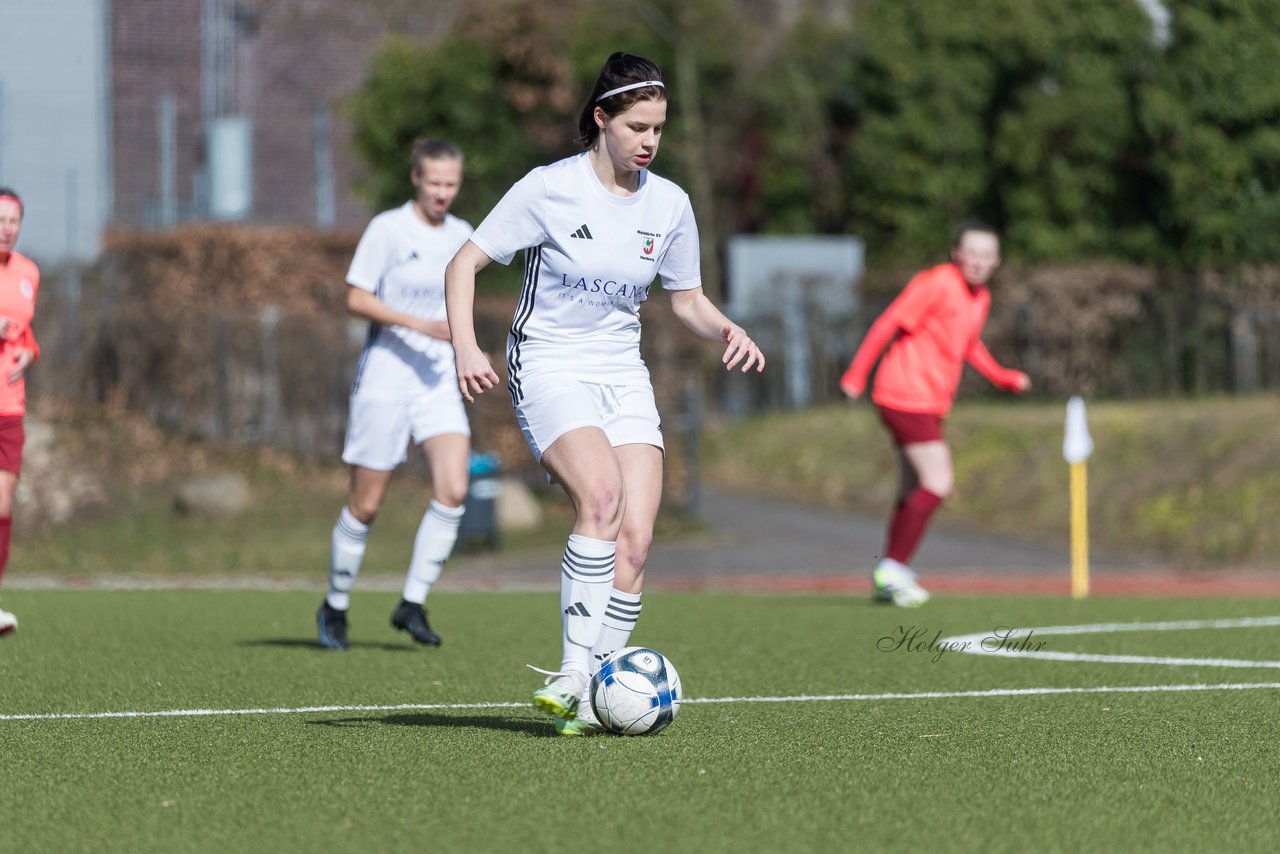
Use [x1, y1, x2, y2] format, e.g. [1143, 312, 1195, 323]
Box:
[570, 224, 594, 239]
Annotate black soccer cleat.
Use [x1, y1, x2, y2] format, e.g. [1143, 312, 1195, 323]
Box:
[316, 600, 349, 650]
[391, 599, 442, 647]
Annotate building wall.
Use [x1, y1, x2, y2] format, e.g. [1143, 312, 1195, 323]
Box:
[0, 0, 110, 263]
[110, 0, 462, 231]
[110, 0, 203, 227]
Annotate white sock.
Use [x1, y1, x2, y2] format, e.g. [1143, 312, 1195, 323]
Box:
[592, 589, 642, 671]
[326, 506, 368, 610]
[402, 500, 464, 604]
[559, 533, 616, 683]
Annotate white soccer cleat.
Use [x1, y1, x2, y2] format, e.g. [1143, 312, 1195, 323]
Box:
[0, 605, 17, 636]
[872, 560, 930, 608]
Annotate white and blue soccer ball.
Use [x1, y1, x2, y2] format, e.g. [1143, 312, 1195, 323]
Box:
[590, 646, 682, 736]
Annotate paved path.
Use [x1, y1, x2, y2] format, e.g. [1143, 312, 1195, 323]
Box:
[442, 486, 1280, 597]
[437, 486, 1280, 596]
[655, 486, 1076, 576]
[16, 486, 1277, 597]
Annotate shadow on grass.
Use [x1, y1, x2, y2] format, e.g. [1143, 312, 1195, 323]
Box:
[237, 638, 418, 653]
[306, 712, 555, 737]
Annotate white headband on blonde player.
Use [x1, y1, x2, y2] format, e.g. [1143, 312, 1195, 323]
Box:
[596, 80, 665, 102]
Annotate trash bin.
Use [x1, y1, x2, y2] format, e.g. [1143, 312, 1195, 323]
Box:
[459, 452, 501, 551]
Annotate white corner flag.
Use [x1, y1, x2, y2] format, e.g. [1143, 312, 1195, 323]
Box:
[1063, 395, 1094, 464]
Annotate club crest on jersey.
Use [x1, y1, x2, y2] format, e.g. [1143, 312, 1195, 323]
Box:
[19, 279, 33, 300]
[637, 229, 662, 262]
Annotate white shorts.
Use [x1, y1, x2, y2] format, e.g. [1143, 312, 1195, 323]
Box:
[342, 386, 470, 471]
[515, 375, 664, 461]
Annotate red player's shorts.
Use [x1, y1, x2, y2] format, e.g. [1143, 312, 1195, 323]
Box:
[0, 416, 24, 474]
[876, 405, 944, 447]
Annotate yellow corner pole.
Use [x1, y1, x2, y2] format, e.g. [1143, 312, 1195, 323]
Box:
[1070, 460, 1089, 599]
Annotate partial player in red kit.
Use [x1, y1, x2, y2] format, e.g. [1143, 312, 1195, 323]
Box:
[0, 187, 41, 636]
[841, 221, 1028, 606]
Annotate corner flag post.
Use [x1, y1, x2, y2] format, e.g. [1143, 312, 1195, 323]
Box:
[1063, 396, 1093, 599]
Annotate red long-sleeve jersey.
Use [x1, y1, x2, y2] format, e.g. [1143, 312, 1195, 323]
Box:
[841, 263, 1022, 416]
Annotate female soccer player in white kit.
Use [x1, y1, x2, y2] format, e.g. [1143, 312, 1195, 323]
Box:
[317, 139, 473, 650]
[446, 53, 764, 733]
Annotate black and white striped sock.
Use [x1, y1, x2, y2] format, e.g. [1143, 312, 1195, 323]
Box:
[559, 533, 616, 681]
[402, 500, 464, 604]
[592, 589, 643, 669]
[327, 506, 368, 610]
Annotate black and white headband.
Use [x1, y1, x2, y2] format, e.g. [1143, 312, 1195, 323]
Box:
[596, 80, 665, 102]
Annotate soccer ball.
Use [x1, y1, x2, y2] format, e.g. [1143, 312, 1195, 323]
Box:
[590, 646, 682, 735]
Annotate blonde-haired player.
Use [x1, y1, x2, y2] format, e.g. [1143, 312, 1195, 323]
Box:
[317, 140, 473, 650]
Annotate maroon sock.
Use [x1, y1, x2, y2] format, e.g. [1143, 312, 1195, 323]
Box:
[0, 516, 10, 583]
[884, 488, 943, 564]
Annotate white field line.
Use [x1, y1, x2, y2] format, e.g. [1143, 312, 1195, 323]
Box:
[953, 615, 1280, 637]
[3, 681, 1279, 722]
[939, 615, 1280, 668]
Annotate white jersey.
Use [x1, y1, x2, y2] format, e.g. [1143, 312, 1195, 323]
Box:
[469, 153, 701, 403]
[348, 203, 473, 399]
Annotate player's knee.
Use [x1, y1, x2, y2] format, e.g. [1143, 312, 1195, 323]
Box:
[348, 499, 380, 526]
[581, 480, 625, 529]
[434, 479, 468, 509]
[617, 527, 653, 574]
[923, 476, 953, 500]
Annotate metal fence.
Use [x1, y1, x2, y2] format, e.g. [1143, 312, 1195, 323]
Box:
[27, 262, 1280, 464]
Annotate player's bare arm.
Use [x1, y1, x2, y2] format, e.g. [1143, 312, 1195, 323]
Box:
[444, 240, 500, 402]
[668, 287, 765, 373]
[346, 286, 450, 341]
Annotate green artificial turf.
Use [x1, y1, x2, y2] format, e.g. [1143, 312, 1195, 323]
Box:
[3, 591, 1279, 852]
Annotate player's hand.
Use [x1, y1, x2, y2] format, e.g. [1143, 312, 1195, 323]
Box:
[839, 366, 863, 400]
[1009, 371, 1031, 394]
[721, 324, 764, 372]
[840, 379, 863, 401]
[0, 317, 13, 339]
[8, 348, 33, 384]
[455, 344, 499, 403]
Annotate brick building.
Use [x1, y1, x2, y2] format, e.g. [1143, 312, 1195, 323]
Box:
[4, 0, 473, 260]
[111, 0, 464, 230]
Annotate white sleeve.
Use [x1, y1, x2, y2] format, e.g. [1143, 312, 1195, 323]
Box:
[469, 171, 550, 266]
[346, 216, 393, 292]
[658, 196, 702, 291]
